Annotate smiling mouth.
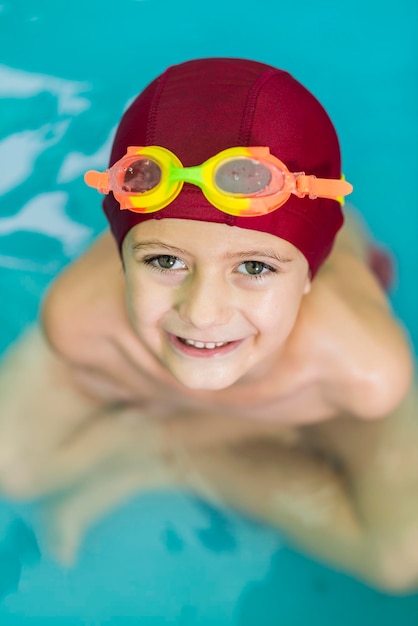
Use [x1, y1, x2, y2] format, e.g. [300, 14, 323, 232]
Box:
[179, 338, 229, 350]
[168, 333, 242, 357]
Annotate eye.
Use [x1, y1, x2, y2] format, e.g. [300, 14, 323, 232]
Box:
[144, 255, 186, 271]
[156, 255, 179, 269]
[238, 260, 273, 276]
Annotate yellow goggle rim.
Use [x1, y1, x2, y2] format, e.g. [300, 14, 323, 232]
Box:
[84, 146, 353, 217]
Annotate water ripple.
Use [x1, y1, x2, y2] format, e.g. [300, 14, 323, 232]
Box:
[0, 64, 90, 115]
[57, 127, 116, 183]
[0, 122, 69, 196]
[0, 192, 92, 256]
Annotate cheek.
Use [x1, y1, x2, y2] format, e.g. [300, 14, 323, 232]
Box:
[125, 275, 171, 329]
[251, 284, 305, 337]
[124, 274, 147, 325]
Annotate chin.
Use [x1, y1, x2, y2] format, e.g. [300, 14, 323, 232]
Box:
[172, 371, 239, 392]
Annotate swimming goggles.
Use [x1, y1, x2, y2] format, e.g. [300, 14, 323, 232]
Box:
[84, 146, 353, 217]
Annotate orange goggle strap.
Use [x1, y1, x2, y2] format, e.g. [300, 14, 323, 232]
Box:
[84, 146, 353, 217]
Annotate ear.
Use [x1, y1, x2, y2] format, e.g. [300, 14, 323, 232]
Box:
[303, 274, 312, 295]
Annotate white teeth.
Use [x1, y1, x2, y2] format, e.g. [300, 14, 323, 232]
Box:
[183, 339, 228, 349]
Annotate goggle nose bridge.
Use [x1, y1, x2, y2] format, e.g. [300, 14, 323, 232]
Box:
[168, 163, 206, 188]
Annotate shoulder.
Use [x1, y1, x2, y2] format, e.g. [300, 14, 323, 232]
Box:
[299, 252, 413, 421]
[41, 231, 128, 364]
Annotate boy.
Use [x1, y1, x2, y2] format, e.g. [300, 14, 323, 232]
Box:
[0, 58, 416, 590]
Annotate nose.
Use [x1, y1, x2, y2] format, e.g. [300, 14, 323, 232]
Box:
[176, 270, 232, 329]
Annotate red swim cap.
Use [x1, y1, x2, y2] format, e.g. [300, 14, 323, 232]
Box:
[103, 58, 344, 276]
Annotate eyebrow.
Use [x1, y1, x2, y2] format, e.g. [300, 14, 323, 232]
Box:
[132, 241, 189, 255]
[223, 250, 293, 264]
[131, 240, 293, 264]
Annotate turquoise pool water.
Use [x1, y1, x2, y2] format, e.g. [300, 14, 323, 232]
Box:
[0, 0, 417, 623]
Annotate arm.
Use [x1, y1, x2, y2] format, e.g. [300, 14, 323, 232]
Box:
[176, 388, 418, 593]
[0, 325, 168, 499]
[304, 384, 418, 592]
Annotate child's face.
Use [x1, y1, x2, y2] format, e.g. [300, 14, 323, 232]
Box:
[122, 219, 311, 391]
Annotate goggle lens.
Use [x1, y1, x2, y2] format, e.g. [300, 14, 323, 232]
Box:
[119, 158, 162, 194]
[214, 158, 273, 196]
